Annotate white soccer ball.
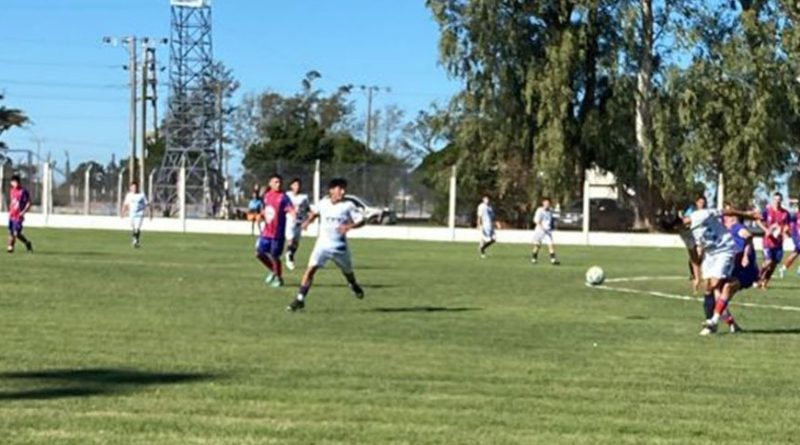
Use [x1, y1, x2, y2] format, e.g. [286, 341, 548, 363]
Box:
[585, 266, 605, 286]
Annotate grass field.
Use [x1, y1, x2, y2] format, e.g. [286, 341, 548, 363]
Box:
[2, 228, 800, 444]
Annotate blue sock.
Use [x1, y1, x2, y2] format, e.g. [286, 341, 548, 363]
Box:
[703, 294, 715, 319]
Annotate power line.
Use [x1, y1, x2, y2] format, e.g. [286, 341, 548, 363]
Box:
[0, 58, 120, 69]
[0, 79, 127, 90]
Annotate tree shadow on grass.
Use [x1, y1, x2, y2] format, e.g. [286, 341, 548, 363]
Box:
[367, 306, 482, 313]
[742, 328, 800, 335]
[0, 368, 217, 401]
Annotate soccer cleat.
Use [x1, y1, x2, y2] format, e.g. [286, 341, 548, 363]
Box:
[286, 298, 305, 312]
[531, 257, 538, 264]
[779, 265, 787, 279]
[699, 320, 718, 336]
[349, 283, 365, 299]
[729, 322, 744, 334]
[264, 273, 276, 285]
[24, 241, 33, 253]
[285, 254, 296, 271]
[550, 259, 560, 266]
[6, 245, 13, 253]
[270, 277, 284, 288]
[796, 267, 800, 277]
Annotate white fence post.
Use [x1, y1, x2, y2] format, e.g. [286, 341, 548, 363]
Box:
[84, 165, 93, 215]
[582, 174, 590, 246]
[717, 172, 724, 209]
[313, 159, 321, 206]
[0, 163, 5, 212]
[48, 162, 54, 214]
[448, 165, 457, 241]
[42, 162, 51, 224]
[117, 167, 126, 216]
[148, 169, 156, 208]
[179, 159, 187, 233]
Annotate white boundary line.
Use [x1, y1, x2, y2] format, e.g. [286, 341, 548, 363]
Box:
[591, 276, 800, 313]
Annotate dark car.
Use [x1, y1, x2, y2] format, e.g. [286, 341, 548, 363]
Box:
[553, 198, 635, 231]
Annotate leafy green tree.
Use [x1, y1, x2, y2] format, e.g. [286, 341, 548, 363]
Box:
[0, 94, 28, 149]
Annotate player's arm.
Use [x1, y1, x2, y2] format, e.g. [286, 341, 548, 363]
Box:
[738, 227, 754, 267]
[20, 192, 32, 215]
[301, 210, 318, 230]
[722, 208, 762, 221]
[338, 207, 366, 234]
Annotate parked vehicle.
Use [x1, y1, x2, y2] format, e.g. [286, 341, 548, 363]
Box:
[553, 198, 635, 231]
[345, 195, 397, 225]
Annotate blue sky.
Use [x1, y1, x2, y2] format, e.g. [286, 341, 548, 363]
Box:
[0, 0, 460, 173]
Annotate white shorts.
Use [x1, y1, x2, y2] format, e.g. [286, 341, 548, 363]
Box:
[309, 244, 353, 274]
[532, 229, 553, 245]
[701, 251, 734, 280]
[481, 227, 496, 242]
[286, 224, 302, 242]
[130, 216, 144, 231]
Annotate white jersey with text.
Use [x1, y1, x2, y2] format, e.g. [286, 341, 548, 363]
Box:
[312, 198, 364, 249]
[125, 192, 148, 218]
[689, 209, 734, 255]
[287, 191, 310, 226]
[533, 207, 554, 233]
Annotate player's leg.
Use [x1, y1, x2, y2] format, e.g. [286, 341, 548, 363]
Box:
[333, 248, 363, 299]
[546, 234, 559, 265]
[288, 246, 328, 311]
[531, 230, 542, 263]
[132, 216, 143, 248]
[15, 224, 32, 252]
[269, 239, 285, 287]
[7, 221, 16, 253]
[700, 253, 735, 335]
[285, 227, 300, 271]
[761, 249, 783, 287]
[255, 237, 276, 283]
[780, 248, 799, 277]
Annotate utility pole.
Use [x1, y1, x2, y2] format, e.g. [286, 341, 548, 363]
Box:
[140, 42, 148, 188]
[104, 36, 166, 188]
[128, 37, 137, 186]
[359, 85, 389, 194]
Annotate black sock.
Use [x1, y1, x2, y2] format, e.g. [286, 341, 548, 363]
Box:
[703, 293, 715, 319]
[17, 234, 29, 245]
[549, 252, 556, 260]
[532, 251, 538, 260]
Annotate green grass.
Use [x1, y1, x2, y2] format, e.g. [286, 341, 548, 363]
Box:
[2, 229, 800, 444]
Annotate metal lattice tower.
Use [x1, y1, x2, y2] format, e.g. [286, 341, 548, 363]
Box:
[154, 0, 222, 216]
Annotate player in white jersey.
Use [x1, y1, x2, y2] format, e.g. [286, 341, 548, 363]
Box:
[287, 178, 366, 312]
[683, 199, 760, 335]
[284, 178, 311, 271]
[477, 195, 496, 258]
[120, 181, 150, 248]
[531, 197, 560, 265]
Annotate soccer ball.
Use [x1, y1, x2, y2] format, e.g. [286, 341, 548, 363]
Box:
[585, 266, 605, 286]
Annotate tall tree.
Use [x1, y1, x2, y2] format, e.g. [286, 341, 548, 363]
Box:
[0, 94, 28, 149]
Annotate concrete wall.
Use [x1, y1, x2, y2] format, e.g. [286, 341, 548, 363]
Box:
[4, 212, 793, 250]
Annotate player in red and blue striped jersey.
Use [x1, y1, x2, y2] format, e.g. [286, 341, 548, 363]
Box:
[6, 175, 33, 253]
[757, 192, 791, 289]
[255, 174, 295, 288]
[779, 213, 800, 278]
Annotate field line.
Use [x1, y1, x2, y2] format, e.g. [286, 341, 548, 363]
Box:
[603, 276, 685, 283]
[591, 282, 800, 313]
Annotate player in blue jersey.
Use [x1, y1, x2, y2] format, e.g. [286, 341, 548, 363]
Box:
[721, 203, 759, 333]
[778, 213, 800, 278]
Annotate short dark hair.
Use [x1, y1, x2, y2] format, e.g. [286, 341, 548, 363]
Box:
[774, 192, 783, 199]
[269, 173, 283, 181]
[328, 178, 348, 189]
[130, 181, 138, 187]
[290, 177, 302, 186]
[542, 197, 551, 203]
[10, 174, 21, 183]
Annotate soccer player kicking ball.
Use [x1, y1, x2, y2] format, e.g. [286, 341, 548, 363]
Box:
[531, 197, 559, 265]
[284, 178, 310, 271]
[757, 192, 791, 289]
[6, 175, 33, 253]
[477, 195, 496, 259]
[256, 174, 295, 288]
[721, 204, 760, 333]
[684, 202, 759, 336]
[121, 181, 150, 248]
[778, 213, 800, 279]
[287, 178, 365, 312]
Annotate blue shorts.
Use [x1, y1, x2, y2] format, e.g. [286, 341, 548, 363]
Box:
[793, 239, 800, 254]
[733, 264, 759, 289]
[256, 237, 285, 258]
[8, 220, 23, 235]
[763, 248, 784, 263]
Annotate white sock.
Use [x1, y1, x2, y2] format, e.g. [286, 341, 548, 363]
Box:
[296, 294, 305, 302]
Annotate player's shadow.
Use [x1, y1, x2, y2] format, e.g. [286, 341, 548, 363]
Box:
[315, 283, 397, 289]
[368, 306, 482, 313]
[0, 368, 216, 401]
[742, 328, 800, 335]
[35, 251, 112, 257]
